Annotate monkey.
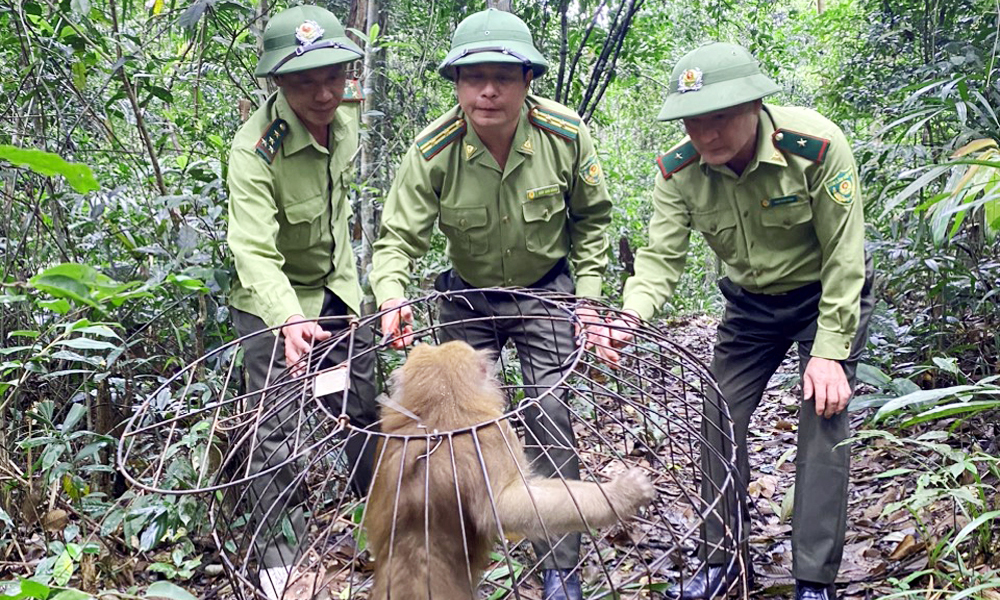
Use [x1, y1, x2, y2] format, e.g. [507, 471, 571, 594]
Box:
[365, 341, 655, 600]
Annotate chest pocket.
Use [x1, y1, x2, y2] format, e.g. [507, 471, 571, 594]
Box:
[440, 206, 490, 256]
[280, 192, 327, 250]
[689, 209, 739, 263]
[761, 200, 813, 229]
[521, 194, 566, 253]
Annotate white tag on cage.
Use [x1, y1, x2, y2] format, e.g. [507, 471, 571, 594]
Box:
[314, 365, 349, 398]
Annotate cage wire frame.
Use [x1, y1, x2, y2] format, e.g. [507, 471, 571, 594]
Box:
[117, 289, 746, 600]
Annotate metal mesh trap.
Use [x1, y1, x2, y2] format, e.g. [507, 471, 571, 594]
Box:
[118, 289, 745, 599]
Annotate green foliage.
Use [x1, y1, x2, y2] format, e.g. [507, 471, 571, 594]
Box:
[0, 146, 99, 194]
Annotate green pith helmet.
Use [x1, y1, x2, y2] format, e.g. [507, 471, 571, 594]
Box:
[656, 42, 781, 121]
[254, 5, 363, 77]
[438, 8, 548, 81]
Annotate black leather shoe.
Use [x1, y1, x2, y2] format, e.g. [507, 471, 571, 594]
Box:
[543, 569, 582, 600]
[795, 581, 836, 600]
[666, 562, 753, 600]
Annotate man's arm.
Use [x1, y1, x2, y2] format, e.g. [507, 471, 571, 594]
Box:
[227, 146, 303, 328]
[621, 173, 692, 321]
[566, 124, 613, 299]
[803, 123, 867, 417]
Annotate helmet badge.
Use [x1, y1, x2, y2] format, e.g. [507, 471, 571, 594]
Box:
[295, 20, 325, 46]
[678, 68, 704, 93]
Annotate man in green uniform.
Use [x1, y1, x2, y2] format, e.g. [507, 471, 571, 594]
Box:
[615, 42, 873, 600]
[371, 9, 612, 600]
[226, 6, 378, 599]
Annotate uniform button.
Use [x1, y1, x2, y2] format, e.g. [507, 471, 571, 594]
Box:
[743, 210, 749, 218]
[783, 219, 791, 226]
[505, 249, 511, 256]
[709, 225, 717, 232]
[507, 278, 514, 284]
[845, 342, 851, 349]
[502, 215, 509, 223]
[750, 241, 755, 248]
[460, 218, 468, 227]
[543, 209, 549, 217]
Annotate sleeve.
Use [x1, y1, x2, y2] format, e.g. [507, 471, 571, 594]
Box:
[370, 147, 441, 307]
[567, 124, 613, 298]
[227, 146, 303, 328]
[808, 127, 866, 360]
[621, 173, 692, 320]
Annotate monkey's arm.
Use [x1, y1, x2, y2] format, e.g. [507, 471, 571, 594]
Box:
[495, 468, 654, 537]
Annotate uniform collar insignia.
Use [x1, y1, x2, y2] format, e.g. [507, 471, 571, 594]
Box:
[295, 20, 324, 46]
[521, 138, 533, 153]
[465, 143, 476, 160]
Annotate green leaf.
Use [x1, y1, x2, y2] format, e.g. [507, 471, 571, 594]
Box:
[51, 551, 74, 586]
[61, 404, 87, 432]
[779, 483, 795, 523]
[875, 385, 984, 421]
[56, 338, 118, 351]
[0, 145, 99, 193]
[856, 362, 891, 387]
[51, 590, 94, 600]
[145, 581, 198, 600]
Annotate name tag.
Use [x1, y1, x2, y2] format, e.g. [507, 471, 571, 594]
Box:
[761, 195, 798, 208]
[526, 184, 561, 201]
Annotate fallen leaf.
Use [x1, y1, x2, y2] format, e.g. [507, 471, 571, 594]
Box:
[887, 534, 924, 561]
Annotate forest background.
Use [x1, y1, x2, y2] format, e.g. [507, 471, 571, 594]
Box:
[1, 0, 999, 598]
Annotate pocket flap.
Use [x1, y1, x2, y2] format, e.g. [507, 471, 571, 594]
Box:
[440, 206, 488, 231]
[521, 195, 564, 223]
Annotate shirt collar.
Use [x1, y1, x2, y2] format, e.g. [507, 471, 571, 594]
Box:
[459, 103, 534, 164]
[758, 104, 788, 167]
[701, 104, 787, 177]
[275, 89, 347, 156]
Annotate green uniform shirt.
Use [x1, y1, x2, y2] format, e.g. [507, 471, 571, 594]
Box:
[623, 104, 866, 360]
[227, 89, 363, 328]
[371, 95, 612, 306]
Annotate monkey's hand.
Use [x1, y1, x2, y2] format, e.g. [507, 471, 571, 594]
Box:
[606, 467, 656, 517]
[380, 298, 414, 350]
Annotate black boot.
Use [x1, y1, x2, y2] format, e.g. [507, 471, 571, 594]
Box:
[795, 581, 836, 600]
[542, 569, 582, 600]
[666, 562, 752, 600]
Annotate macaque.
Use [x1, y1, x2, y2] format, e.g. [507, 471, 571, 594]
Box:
[365, 341, 655, 600]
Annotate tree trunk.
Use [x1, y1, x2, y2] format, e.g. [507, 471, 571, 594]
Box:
[487, 0, 512, 11]
[354, 0, 388, 314]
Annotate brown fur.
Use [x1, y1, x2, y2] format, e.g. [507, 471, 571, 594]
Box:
[366, 341, 655, 600]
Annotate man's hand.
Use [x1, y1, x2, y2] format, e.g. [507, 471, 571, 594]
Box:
[606, 309, 641, 350]
[802, 356, 852, 418]
[575, 306, 620, 364]
[282, 314, 331, 371]
[380, 298, 414, 350]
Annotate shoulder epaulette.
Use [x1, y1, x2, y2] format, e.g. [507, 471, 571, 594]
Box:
[772, 129, 829, 163]
[656, 140, 699, 180]
[254, 118, 288, 164]
[342, 79, 364, 103]
[529, 106, 580, 141]
[416, 116, 466, 160]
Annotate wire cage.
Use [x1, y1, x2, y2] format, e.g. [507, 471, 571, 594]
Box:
[118, 289, 745, 600]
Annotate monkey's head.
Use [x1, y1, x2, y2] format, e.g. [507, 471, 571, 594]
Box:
[387, 341, 505, 428]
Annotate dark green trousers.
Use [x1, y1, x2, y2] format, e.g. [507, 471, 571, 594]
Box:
[434, 266, 581, 571]
[233, 290, 379, 570]
[702, 259, 874, 584]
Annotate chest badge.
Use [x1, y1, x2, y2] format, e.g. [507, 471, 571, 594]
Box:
[762, 195, 798, 208]
[526, 184, 561, 201]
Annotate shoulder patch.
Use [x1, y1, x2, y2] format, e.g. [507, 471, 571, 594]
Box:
[255, 118, 289, 164]
[417, 117, 467, 160]
[342, 79, 364, 103]
[772, 129, 830, 163]
[656, 140, 699, 180]
[529, 106, 580, 141]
